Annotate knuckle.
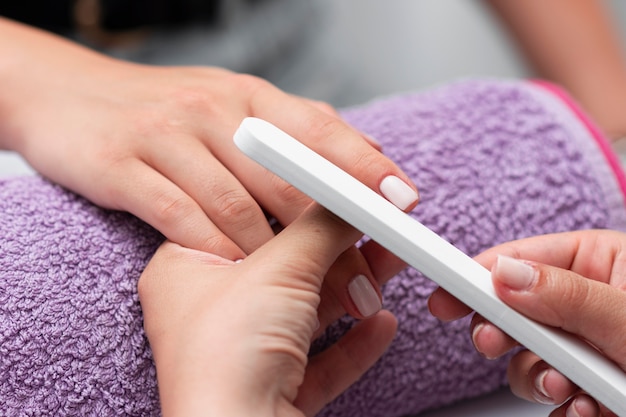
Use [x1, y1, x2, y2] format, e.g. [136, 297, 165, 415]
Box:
[269, 174, 308, 206]
[307, 117, 349, 146]
[230, 73, 272, 98]
[168, 81, 211, 110]
[307, 118, 387, 174]
[166, 78, 238, 121]
[210, 188, 260, 227]
[90, 161, 135, 210]
[549, 272, 592, 327]
[351, 148, 388, 175]
[152, 192, 196, 226]
[309, 100, 338, 116]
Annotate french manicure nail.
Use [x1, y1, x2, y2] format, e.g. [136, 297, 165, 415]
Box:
[566, 403, 581, 417]
[566, 396, 594, 417]
[348, 274, 382, 317]
[471, 323, 487, 354]
[533, 369, 556, 405]
[470, 322, 498, 360]
[493, 255, 537, 291]
[380, 175, 419, 210]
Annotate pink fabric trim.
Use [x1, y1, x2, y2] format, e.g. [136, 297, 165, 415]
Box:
[531, 80, 626, 200]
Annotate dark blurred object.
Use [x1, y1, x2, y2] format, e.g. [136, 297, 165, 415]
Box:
[99, 0, 220, 31]
[0, 1, 74, 33]
[0, 0, 221, 34]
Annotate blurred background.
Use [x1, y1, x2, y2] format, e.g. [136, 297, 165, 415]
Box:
[3, 0, 626, 176]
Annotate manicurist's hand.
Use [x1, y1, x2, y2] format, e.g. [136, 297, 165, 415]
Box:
[138, 205, 397, 417]
[0, 17, 418, 319]
[428, 230, 626, 417]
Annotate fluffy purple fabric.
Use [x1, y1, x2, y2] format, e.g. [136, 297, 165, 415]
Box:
[315, 80, 626, 417]
[0, 180, 162, 415]
[0, 79, 624, 416]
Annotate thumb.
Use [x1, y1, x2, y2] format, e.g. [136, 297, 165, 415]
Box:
[491, 255, 626, 370]
[244, 204, 364, 287]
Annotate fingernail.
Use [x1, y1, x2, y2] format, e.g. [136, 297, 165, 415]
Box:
[472, 323, 498, 360]
[533, 369, 556, 405]
[471, 322, 496, 359]
[566, 395, 594, 417]
[493, 255, 537, 291]
[566, 401, 581, 417]
[471, 323, 487, 356]
[348, 274, 382, 317]
[380, 175, 419, 210]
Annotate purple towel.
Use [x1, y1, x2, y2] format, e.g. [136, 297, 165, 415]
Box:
[0, 79, 625, 416]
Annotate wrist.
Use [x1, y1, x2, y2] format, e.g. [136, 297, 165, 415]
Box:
[158, 373, 246, 417]
[155, 349, 278, 417]
[0, 17, 116, 153]
[160, 381, 275, 417]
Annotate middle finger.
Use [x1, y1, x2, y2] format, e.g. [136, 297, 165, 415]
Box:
[144, 133, 274, 254]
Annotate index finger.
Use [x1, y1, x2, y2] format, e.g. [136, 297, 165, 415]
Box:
[493, 257, 626, 369]
[429, 230, 626, 323]
[428, 232, 590, 322]
[475, 230, 626, 286]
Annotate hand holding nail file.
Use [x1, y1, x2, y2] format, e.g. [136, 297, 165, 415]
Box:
[233, 117, 626, 415]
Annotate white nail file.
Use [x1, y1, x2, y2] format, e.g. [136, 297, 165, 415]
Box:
[234, 117, 626, 415]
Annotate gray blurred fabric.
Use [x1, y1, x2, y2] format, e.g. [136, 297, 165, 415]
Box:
[80, 0, 361, 105]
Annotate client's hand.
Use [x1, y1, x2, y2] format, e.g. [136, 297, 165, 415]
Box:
[0, 17, 418, 322]
[138, 205, 397, 417]
[428, 230, 626, 417]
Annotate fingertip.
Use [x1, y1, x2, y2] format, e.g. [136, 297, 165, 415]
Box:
[470, 321, 514, 360]
[380, 308, 399, 329]
[376, 309, 399, 346]
[565, 394, 600, 417]
[296, 309, 398, 416]
[359, 240, 407, 285]
[507, 353, 582, 409]
[470, 322, 487, 356]
[354, 309, 398, 352]
[530, 365, 579, 407]
[531, 366, 577, 405]
[427, 287, 472, 321]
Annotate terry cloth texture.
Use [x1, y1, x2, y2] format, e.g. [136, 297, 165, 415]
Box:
[315, 79, 626, 417]
[0, 79, 624, 416]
